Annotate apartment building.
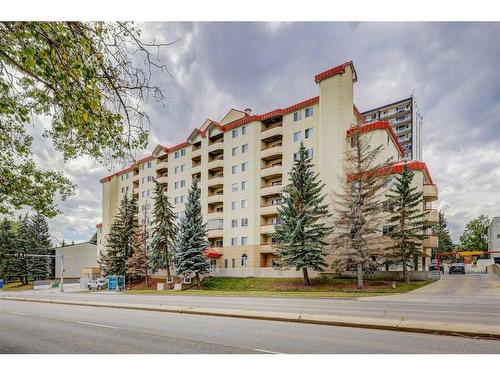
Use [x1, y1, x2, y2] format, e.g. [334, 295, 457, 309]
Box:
[488, 217, 500, 263]
[96, 61, 439, 277]
[361, 96, 423, 160]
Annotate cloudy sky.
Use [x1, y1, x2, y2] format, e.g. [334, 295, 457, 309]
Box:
[32, 22, 500, 243]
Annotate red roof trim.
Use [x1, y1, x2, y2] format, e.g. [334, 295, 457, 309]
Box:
[315, 61, 357, 84]
[347, 161, 434, 185]
[99, 155, 155, 183]
[346, 121, 405, 156]
[353, 104, 365, 123]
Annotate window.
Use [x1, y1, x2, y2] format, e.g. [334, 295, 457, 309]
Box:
[175, 151, 180, 159]
[241, 254, 248, 267]
[142, 191, 145, 198]
[174, 166, 179, 174]
[181, 149, 186, 157]
[293, 111, 302, 122]
[174, 181, 179, 189]
[241, 126, 247, 135]
[382, 225, 395, 236]
[232, 147, 238, 156]
[126, 173, 130, 179]
[293, 131, 302, 142]
[497, 234, 500, 239]
[180, 164, 185, 172]
[293, 152, 299, 161]
[241, 218, 248, 227]
[180, 180, 185, 188]
[121, 175, 124, 181]
[231, 183, 239, 192]
[231, 219, 238, 228]
[215, 240, 223, 247]
[241, 236, 248, 245]
[242, 143, 248, 153]
[232, 165, 238, 174]
[271, 217, 282, 225]
[142, 177, 145, 184]
[305, 106, 313, 118]
[241, 162, 248, 172]
[241, 199, 248, 209]
[306, 148, 314, 159]
[305, 127, 313, 139]
[224, 259, 228, 268]
[231, 238, 238, 246]
[147, 176, 153, 182]
[180, 195, 185, 204]
[231, 258, 236, 268]
[241, 181, 248, 190]
[231, 201, 239, 210]
[174, 197, 179, 204]
[121, 187, 125, 193]
[232, 128, 239, 138]
[147, 161, 152, 168]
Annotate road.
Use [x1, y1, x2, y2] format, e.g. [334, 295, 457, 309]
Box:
[3, 273, 500, 327]
[1, 299, 500, 354]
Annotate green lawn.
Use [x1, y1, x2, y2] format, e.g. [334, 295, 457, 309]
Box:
[0, 281, 34, 292]
[124, 277, 433, 298]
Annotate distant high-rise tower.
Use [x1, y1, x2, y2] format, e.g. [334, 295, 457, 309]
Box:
[361, 95, 422, 160]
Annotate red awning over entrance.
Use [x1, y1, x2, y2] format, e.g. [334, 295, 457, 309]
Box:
[204, 247, 222, 258]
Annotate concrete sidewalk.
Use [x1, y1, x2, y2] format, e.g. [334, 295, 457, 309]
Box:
[2, 295, 500, 340]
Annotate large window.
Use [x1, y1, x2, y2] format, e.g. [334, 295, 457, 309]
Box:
[242, 143, 248, 153]
[241, 218, 248, 227]
[231, 238, 237, 246]
[232, 165, 238, 174]
[241, 254, 248, 267]
[232, 128, 239, 138]
[293, 131, 302, 142]
[241, 199, 248, 209]
[305, 106, 313, 118]
[207, 219, 224, 230]
[305, 127, 313, 139]
[232, 147, 238, 156]
[241, 162, 248, 172]
[231, 183, 238, 192]
[241, 181, 248, 190]
[241, 236, 248, 245]
[231, 219, 238, 228]
[293, 111, 302, 122]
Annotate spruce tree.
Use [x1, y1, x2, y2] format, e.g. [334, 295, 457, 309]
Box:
[26, 213, 53, 280]
[386, 165, 427, 283]
[150, 181, 178, 278]
[433, 210, 454, 257]
[126, 225, 149, 286]
[330, 133, 390, 288]
[99, 194, 129, 276]
[15, 214, 32, 284]
[0, 218, 23, 283]
[89, 232, 97, 245]
[173, 178, 210, 288]
[272, 143, 333, 286]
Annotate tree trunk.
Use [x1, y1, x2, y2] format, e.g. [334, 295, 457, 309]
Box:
[145, 270, 149, 288]
[302, 267, 311, 286]
[357, 263, 364, 289]
[402, 259, 410, 283]
[195, 272, 201, 289]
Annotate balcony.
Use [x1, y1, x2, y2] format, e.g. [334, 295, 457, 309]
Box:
[424, 208, 438, 224]
[261, 204, 279, 216]
[260, 124, 283, 140]
[208, 175, 224, 188]
[132, 174, 139, 183]
[207, 211, 224, 220]
[261, 184, 282, 197]
[260, 224, 275, 234]
[208, 158, 224, 170]
[155, 160, 168, 173]
[423, 184, 438, 202]
[156, 175, 168, 185]
[261, 144, 283, 160]
[422, 235, 438, 248]
[261, 164, 283, 178]
[208, 140, 224, 153]
[208, 229, 224, 238]
[260, 243, 276, 253]
[207, 193, 224, 204]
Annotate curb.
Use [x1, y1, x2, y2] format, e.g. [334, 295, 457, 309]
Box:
[1, 296, 499, 340]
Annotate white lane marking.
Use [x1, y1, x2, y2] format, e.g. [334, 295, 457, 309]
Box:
[253, 348, 284, 354]
[77, 321, 118, 329]
[11, 312, 31, 316]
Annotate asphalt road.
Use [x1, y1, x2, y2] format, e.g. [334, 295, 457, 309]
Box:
[1, 299, 500, 354]
[3, 273, 500, 327]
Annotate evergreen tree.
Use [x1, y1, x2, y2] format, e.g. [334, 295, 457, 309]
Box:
[272, 143, 333, 286]
[15, 214, 32, 284]
[330, 133, 390, 288]
[0, 218, 23, 283]
[433, 210, 454, 257]
[126, 225, 149, 286]
[26, 213, 53, 280]
[459, 214, 489, 251]
[89, 232, 97, 245]
[150, 181, 178, 278]
[173, 178, 210, 287]
[386, 165, 427, 283]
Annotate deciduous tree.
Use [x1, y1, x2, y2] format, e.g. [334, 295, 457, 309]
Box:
[459, 214, 489, 251]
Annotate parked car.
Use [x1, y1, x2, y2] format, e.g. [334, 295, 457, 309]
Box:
[449, 263, 466, 274]
[429, 264, 444, 273]
[87, 277, 108, 290]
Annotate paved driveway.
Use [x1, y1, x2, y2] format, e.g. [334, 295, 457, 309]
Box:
[362, 270, 500, 305]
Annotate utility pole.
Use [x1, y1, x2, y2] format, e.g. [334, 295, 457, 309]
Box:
[50, 236, 65, 292]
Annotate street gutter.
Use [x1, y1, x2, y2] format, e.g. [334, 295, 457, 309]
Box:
[1, 295, 499, 340]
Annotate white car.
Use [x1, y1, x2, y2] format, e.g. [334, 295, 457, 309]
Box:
[87, 278, 108, 290]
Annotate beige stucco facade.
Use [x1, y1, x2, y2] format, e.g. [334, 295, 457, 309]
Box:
[96, 61, 439, 277]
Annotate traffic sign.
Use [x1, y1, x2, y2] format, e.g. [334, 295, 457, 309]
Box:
[17, 251, 26, 259]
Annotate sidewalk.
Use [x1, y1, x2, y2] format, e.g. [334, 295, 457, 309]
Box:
[2, 294, 500, 340]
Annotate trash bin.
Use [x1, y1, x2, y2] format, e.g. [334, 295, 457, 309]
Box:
[0, 279, 4, 289]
